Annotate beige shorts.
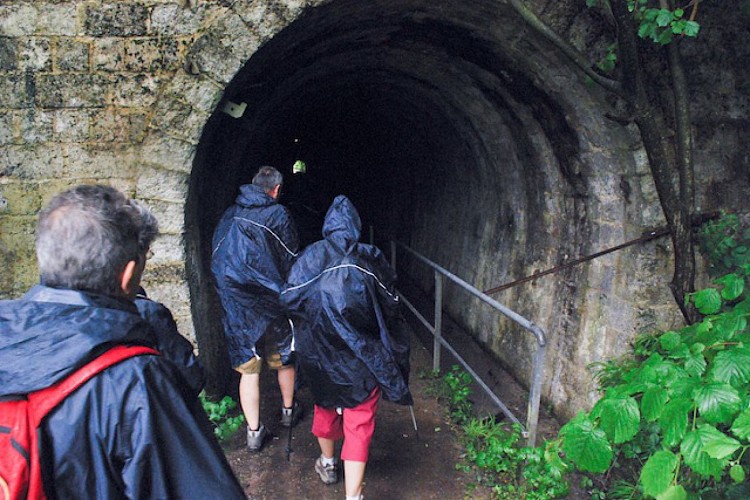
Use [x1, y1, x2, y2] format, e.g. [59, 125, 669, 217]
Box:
[234, 350, 285, 375]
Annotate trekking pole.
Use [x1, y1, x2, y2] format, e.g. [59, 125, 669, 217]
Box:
[285, 421, 293, 461]
[409, 405, 421, 441]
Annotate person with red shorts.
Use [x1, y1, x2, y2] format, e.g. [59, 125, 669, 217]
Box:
[282, 195, 412, 500]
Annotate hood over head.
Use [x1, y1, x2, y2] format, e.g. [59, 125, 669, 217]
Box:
[236, 183, 275, 209]
[322, 195, 361, 255]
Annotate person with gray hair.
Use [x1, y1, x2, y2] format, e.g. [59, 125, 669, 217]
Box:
[212, 165, 303, 452]
[0, 184, 245, 499]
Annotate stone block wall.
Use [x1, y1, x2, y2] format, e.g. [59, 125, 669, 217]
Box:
[0, 0, 330, 343]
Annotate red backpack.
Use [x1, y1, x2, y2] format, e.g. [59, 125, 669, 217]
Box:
[0, 345, 158, 500]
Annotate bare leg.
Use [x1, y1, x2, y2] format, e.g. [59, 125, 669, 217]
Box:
[344, 461, 366, 497]
[317, 436, 335, 459]
[239, 372, 261, 430]
[277, 365, 296, 408]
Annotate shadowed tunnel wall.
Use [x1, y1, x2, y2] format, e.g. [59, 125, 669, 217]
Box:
[185, 0, 679, 418]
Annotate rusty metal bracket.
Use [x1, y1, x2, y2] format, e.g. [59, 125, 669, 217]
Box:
[484, 212, 719, 296]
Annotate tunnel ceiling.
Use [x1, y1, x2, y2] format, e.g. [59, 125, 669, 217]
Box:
[201, 0, 584, 241]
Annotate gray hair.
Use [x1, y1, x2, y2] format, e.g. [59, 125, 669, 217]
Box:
[252, 165, 283, 192]
[36, 184, 158, 296]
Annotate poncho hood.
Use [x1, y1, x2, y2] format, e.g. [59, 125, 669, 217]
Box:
[322, 195, 361, 255]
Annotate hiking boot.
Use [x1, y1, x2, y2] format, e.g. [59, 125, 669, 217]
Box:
[246, 424, 267, 452]
[280, 400, 304, 428]
[314, 457, 338, 485]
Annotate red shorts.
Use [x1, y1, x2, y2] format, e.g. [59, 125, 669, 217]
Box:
[311, 387, 381, 462]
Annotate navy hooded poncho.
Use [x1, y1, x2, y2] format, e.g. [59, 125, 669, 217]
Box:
[282, 195, 412, 408]
[211, 183, 299, 367]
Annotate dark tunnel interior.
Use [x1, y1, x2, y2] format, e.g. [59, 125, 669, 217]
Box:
[185, 0, 592, 393]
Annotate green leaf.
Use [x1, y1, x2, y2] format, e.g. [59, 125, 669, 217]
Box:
[660, 331, 682, 351]
[730, 407, 750, 440]
[684, 350, 707, 377]
[692, 288, 722, 315]
[642, 387, 669, 422]
[598, 396, 640, 444]
[655, 8, 673, 27]
[694, 382, 741, 424]
[682, 20, 700, 37]
[681, 429, 726, 479]
[659, 398, 692, 447]
[730, 464, 746, 483]
[716, 273, 744, 301]
[656, 485, 687, 500]
[640, 450, 678, 497]
[710, 348, 750, 387]
[560, 414, 613, 473]
[698, 424, 741, 459]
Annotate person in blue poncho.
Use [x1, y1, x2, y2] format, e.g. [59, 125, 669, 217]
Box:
[282, 195, 412, 500]
[211, 166, 302, 451]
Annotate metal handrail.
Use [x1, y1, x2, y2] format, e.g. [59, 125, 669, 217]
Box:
[390, 240, 547, 447]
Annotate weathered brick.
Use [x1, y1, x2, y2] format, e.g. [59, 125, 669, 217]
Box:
[165, 71, 223, 113]
[91, 108, 148, 142]
[63, 144, 138, 178]
[139, 133, 195, 173]
[0, 144, 65, 179]
[136, 166, 189, 201]
[0, 72, 34, 108]
[55, 38, 90, 72]
[35, 74, 109, 108]
[19, 108, 53, 143]
[184, 14, 259, 83]
[150, 3, 205, 36]
[0, 5, 38, 37]
[143, 198, 185, 235]
[0, 180, 43, 215]
[92, 38, 124, 72]
[52, 109, 92, 142]
[0, 112, 14, 144]
[0, 37, 18, 71]
[84, 3, 148, 37]
[123, 37, 183, 73]
[36, 3, 78, 36]
[17, 37, 51, 71]
[109, 73, 159, 107]
[150, 97, 207, 143]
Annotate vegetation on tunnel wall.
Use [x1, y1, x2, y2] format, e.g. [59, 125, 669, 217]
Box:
[509, 0, 707, 324]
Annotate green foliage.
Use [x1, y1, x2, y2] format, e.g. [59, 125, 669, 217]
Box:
[437, 365, 475, 425]
[628, 0, 700, 44]
[435, 367, 569, 499]
[697, 212, 750, 277]
[554, 258, 750, 497]
[200, 392, 246, 442]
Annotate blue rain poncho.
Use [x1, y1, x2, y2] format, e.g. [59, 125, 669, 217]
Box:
[282, 195, 412, 408]
[211, 183, 299, 367]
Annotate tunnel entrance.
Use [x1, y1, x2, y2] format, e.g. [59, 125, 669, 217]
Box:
[185, 0, 625, 402]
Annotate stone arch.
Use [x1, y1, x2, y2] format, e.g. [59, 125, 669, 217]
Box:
[140, 0, 678, 414]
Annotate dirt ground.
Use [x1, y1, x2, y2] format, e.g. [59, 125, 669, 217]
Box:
[222, 282, 574, 499]
[223, 333, 495, 499]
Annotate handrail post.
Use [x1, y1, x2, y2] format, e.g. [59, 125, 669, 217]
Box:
[390, 240, 397, 270]
[526, 337, 546, 447]
[433, 271, 443, 372]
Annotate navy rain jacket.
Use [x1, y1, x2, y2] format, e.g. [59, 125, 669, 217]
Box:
[0, 285, 245, 499]
[135, 287, 206, 396]
[282, 195, 412, 408]
[211, 184, 299, 367]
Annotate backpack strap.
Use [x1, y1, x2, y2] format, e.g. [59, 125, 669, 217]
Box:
[27, 345, 159, 427]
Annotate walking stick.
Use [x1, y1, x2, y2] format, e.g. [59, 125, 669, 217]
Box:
[285, 419, 293, 461]
[409, 405, 420, 441]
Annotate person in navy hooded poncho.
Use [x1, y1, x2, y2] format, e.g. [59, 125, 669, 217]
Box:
[211, 166, 302, 452]
[282, 195, 412, 500]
